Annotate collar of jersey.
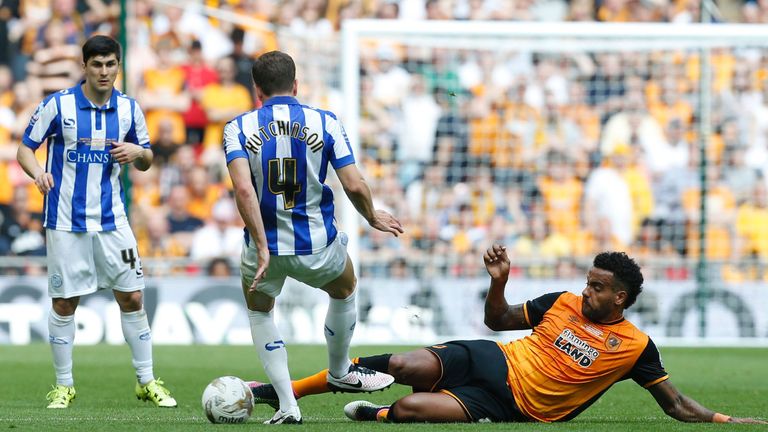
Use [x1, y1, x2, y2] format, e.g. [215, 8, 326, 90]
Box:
[74, 80, 119, 111]
[262, 95, 298, 107]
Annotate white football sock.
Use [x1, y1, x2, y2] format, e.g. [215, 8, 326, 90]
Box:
[248, 309, 297, 411]
[325, 290, 356, 378]
[48, 309, 75, 387]
[121, 309, 154, 385]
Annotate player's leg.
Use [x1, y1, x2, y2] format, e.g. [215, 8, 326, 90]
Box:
[112, 289, 154, 383]
[319, 255, 357, 376]
[251, 348, 441, 404]
[45, 229, 94, 408]
[47, 297, 79, 408]
[297, 233, 393, 392]
[99, 227, 176, 407]
[242, 246, 301, 423]
[345, 393, 469, 422]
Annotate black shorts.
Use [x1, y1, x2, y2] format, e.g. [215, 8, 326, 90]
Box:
[425, 340, 529, 423]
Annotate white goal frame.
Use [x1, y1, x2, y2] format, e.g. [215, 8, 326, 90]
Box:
[339, 21, 768, 346]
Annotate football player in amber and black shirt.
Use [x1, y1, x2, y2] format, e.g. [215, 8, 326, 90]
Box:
[247, 244, 765, 424]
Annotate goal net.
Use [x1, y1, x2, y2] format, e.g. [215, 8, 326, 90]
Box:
[340, 21, 768, 346]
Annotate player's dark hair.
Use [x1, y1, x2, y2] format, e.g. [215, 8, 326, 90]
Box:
[251, 51, 295, 96]
[593, 252, 643, 309]
[82, 35, 122, 64]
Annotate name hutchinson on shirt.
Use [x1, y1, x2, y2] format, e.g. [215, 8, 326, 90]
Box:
[554, 328, 600, 368]
[66, 148, 113, 164]
[245, 120, 325, 154]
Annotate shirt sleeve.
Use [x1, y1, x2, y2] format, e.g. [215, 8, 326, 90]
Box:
[132, 102, 151, 148]
[22, 96, 59, 150]
[630, 338, 669, 388]
[525, 291, 566, 327]
[223, 120, 248, 164]
[325, 113, 355, 169]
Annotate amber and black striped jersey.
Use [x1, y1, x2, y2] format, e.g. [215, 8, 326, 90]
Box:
[497, 291, 668, 422]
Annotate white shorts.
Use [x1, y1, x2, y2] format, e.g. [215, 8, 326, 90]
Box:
[46, 225, 145, 299]
[241, 232, 349, 298]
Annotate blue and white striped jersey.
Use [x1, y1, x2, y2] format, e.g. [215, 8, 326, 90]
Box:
[22, 82, 150, 232]
[223, 96, 355, 256]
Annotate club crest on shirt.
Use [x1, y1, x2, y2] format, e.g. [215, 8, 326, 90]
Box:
[554, 328, 599, 368]
[605, 333, 623, 351]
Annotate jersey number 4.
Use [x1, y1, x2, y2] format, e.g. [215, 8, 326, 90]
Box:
[268, 158, 302, 210]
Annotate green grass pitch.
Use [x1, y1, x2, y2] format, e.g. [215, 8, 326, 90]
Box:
[0, 345, 765, 431]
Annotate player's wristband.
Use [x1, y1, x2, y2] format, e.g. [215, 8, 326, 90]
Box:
[712, 413, 731, 423]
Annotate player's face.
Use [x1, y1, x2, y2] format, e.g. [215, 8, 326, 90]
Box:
[581, 267, 621, 322]
[83, 54, 119, 95]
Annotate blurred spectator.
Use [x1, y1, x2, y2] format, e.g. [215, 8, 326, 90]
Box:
[166, 184, 204, 255]
[138, 39, 190, 145]
[405, 163, 446, 220]
[537, 150, 583, 238]
[397, 75, 441, 184]
[0, 1, 17, 67]
[600, 90, 668, 172]
[190, 198, 243, 261]
[181, 39, 218, 145]
[583, 150, 634, 247]
[371, 45, 411, 107]
[151, 117, 182, 168]
[440, 203, 487, 255]
[655, 118, 690, 176]
[0, 187, 44, 256]
[186, 165, 223, 221]
[723, 143, 760, 205]
[682, 163, 736, 260]
[736, 177, 768, 258]
[26, 20, 81, 95]
[200, 56, 251, 150]
[615, 144, 655, 238]
[136, 208, 187, 263]
[206, 256, 233, 277]
[227, 28, 254, 94]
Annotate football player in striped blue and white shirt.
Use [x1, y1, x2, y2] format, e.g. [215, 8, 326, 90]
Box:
[16, 35, 176, 409]
[224, 50, 404, 424]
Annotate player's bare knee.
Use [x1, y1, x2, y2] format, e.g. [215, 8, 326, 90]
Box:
[324, 283, 355, 299]
[390, 397, 423, 422]
[388, 354, 410, 380]
[116, 290, 143, 312]
[52, 298, 78, 316]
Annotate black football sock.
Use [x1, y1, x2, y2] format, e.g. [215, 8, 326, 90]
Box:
[355, 354, 392, 373]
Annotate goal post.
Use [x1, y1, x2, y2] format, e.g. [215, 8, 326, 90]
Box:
[341, 20, 768, 346]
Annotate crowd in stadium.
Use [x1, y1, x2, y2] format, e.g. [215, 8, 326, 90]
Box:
[2, 0, 768, 281]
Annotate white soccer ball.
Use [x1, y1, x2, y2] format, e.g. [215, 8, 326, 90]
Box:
[202, 376, 254, 424]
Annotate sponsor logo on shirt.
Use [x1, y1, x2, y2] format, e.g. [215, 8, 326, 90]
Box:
[66, 148, 113, 164]
[554, 328, 600, 368]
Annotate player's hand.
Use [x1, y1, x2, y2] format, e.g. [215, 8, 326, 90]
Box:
[369, 210, 404, 237]
[109, 141, 144, 165]
[34, 172, 55, 194]
[248, 247, 270, 292]
[484, 244, 510, 280]
[728, 417, 767, 424]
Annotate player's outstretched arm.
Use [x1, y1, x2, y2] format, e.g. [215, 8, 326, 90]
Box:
[335, 164, 403, 237]
[228, 158, 270, 286]
[648, 380, 766, 423]
[483, 244, 530, 331]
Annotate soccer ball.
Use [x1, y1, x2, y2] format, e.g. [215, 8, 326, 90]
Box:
[202, 376, 254, 424]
